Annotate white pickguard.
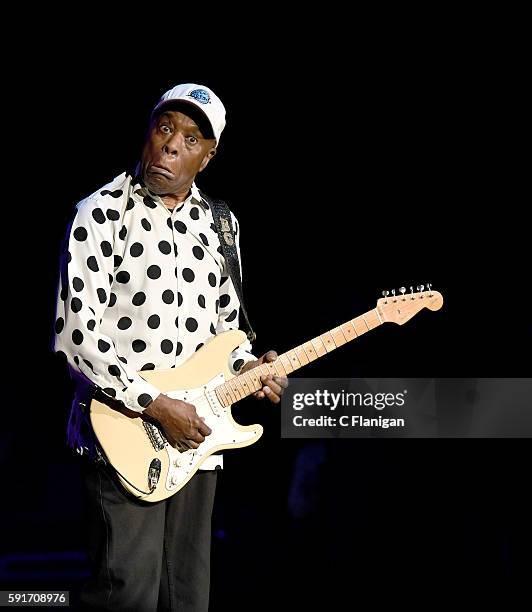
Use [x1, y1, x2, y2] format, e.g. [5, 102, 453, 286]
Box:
[162, 373, 259, 492]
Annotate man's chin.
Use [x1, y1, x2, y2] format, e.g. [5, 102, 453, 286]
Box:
[143, 174, 175, 195]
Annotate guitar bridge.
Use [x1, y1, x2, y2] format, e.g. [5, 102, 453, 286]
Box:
[143, 421, 167, 451]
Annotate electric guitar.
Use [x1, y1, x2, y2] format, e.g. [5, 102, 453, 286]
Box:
[90, 286, 443, 501]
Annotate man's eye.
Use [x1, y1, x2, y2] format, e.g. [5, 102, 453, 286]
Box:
[187, 136, 198, 145]
[160, 125, 171, 134]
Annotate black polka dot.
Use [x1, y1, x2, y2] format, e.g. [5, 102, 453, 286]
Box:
[215, 299, 219, 313]
[210, 223, 216, 232]
[147, 314, 160, 329]
[220, 276, 229, 286]
[190, 207, 200, 220]
[100, 241, 112, 257]
[92, 208, 106, 224]
[162, 290, 174, 304]
[158, 240, 172, 254]
[208, 273, 217, 287]
[98, 339, 110, 353]
[161, 339, 173, 354]
[114, 255, 123, 268]
[138, 393, 153, 407]
[87, 319, 96, 331]
[54, 317, 64, 334]
[233, 359, 244, 371]
[144, 195, 157, 209]
[60, 286, 68, 301]
[132, 292, 146, 306]
[108, 273, 113, 286]
[116, 271, 130, 284]
[140, 363, 155, 371]
[182, 268, 195, 282]
[185, 317, 198, 332]
[73, 277, 84, 292]
[130, 242, 144, 257]
[74, 356, 80, 365]
[73, 226, 87, 241]
[141, 218, 152, 231]
[175, 342, 183, 356]
[198, 294, 206, 308]
[196, 343, 204, 351]
[87, 256, 99, 272]
[67, 251, 72, 263]
[108, 365, 121, 376]
[97, 288, 107, 304]
[101, 189, 123, 199]
[167, 218, 173, 229]
[174, 244, 178, 257]
[119, 225, 127, 240]
[118, 356, 127, 364]
[83, 359, 94, 371]
[56, 350, 67, 363]
[175, 316, 179, 328]
[217, 246, 223, 255]
[225, 309, 238, 322]
[220, 294, 231, 308]
[108, 293, 117, 308]
[210, 323, 216, 335]
[106, 209, 120, 221]
[89, 307, 95, 315]
[71, 297, 82, 313]
[118, 317, 132, 330]
[103, 387, 117, 398]
[126, 197, 135, 211]
[192, 245, 204, 260]
[132, 339, 146, 353]
[174, 220, 187, 234]
[199, 233, 209, 246]
[72, 329, 84, 345]
[147, 265, 161, 279]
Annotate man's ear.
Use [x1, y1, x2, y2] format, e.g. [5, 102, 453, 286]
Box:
[199, 146, 217, 173]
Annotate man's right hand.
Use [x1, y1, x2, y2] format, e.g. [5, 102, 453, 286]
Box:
[143, 394, 212, 449]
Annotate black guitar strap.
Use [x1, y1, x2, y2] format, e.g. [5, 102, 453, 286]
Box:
[200, 192, 256, 343]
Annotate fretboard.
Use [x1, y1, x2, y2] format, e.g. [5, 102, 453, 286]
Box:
[214, 308, 383, 407]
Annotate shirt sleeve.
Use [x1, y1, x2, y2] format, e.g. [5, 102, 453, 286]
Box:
[53, 197, 161, 412]
[215, 211, 257, 375]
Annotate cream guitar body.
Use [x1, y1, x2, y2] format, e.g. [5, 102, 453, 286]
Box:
[90, 287, 444, 502]
[90, 329, 261, 502]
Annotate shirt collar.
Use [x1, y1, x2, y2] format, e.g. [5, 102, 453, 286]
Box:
[130, 172, 208, 214]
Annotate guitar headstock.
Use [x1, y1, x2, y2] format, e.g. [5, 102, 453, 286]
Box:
[377, 284, 443, 325]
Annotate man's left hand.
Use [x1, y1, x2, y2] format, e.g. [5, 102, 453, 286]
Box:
[240, 350, 289, 404]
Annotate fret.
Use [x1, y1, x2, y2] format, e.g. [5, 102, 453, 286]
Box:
[320, 331, 337, 353]
[352, 316, 369, 336]
[229, 377, 245, 400]
[311, 337, 328, 357]
[330, 326, 347, 346]
[244, 368, 263, 392]
[302, 341, 318, 362]
[295, 346, 310, 366]
[238, 373, 253, 396]
[222, 383, 238, 405]
[279, 354, 293, 375]
[341, 322, 357, 342]
[366, 309, 381, 329]
[287, 350, 302, 371]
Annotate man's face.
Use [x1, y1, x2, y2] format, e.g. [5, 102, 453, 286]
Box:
[140, 108, 216, 196]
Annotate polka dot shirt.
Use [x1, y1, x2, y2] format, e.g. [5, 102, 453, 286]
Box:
[54, 172, 256, 419]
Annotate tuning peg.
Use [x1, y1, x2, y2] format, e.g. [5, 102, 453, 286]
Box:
[427, 283, 433, 296]
[399, 286, 406, 300]
[391, 289, 396, 301]
[382, 290, 389, 303]
[410, 286, 415, 299]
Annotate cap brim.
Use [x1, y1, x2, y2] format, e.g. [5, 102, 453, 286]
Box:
[152, 99, 216, 141]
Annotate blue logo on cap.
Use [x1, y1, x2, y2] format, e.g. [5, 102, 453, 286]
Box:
[188, 89, 211, 104]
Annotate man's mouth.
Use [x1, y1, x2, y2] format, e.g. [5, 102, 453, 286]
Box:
[149, 164, 174, 179]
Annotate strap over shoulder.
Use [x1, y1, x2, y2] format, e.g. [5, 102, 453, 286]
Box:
[200, 191, 256, 343]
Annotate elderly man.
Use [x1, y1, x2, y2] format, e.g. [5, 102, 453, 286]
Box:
[53, 83, 287, 611]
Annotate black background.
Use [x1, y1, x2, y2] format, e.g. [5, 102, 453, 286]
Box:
[2, 28, 530, 607]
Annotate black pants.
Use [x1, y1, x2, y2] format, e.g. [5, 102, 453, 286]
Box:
[80, 460, 218, 612]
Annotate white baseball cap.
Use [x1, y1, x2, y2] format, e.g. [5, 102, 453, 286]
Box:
[152, 83, 226, 144]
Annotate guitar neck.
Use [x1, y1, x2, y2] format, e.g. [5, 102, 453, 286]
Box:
[215, 308, 383, 407]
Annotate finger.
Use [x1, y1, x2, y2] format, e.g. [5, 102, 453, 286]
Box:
[273, 376, 289, 389]
[263, 350, 278, 363]
[265, 380, 283, 396]
[182, 438, 200, 449]
[196, 420, 212, 436]
[263, 386, 281, 404]
[254, 390, 265, 400]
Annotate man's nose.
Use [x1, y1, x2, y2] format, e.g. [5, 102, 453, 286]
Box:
[163, 132, 185, 156]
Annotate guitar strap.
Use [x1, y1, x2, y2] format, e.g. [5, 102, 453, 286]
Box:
[200, 191, 256, 343]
